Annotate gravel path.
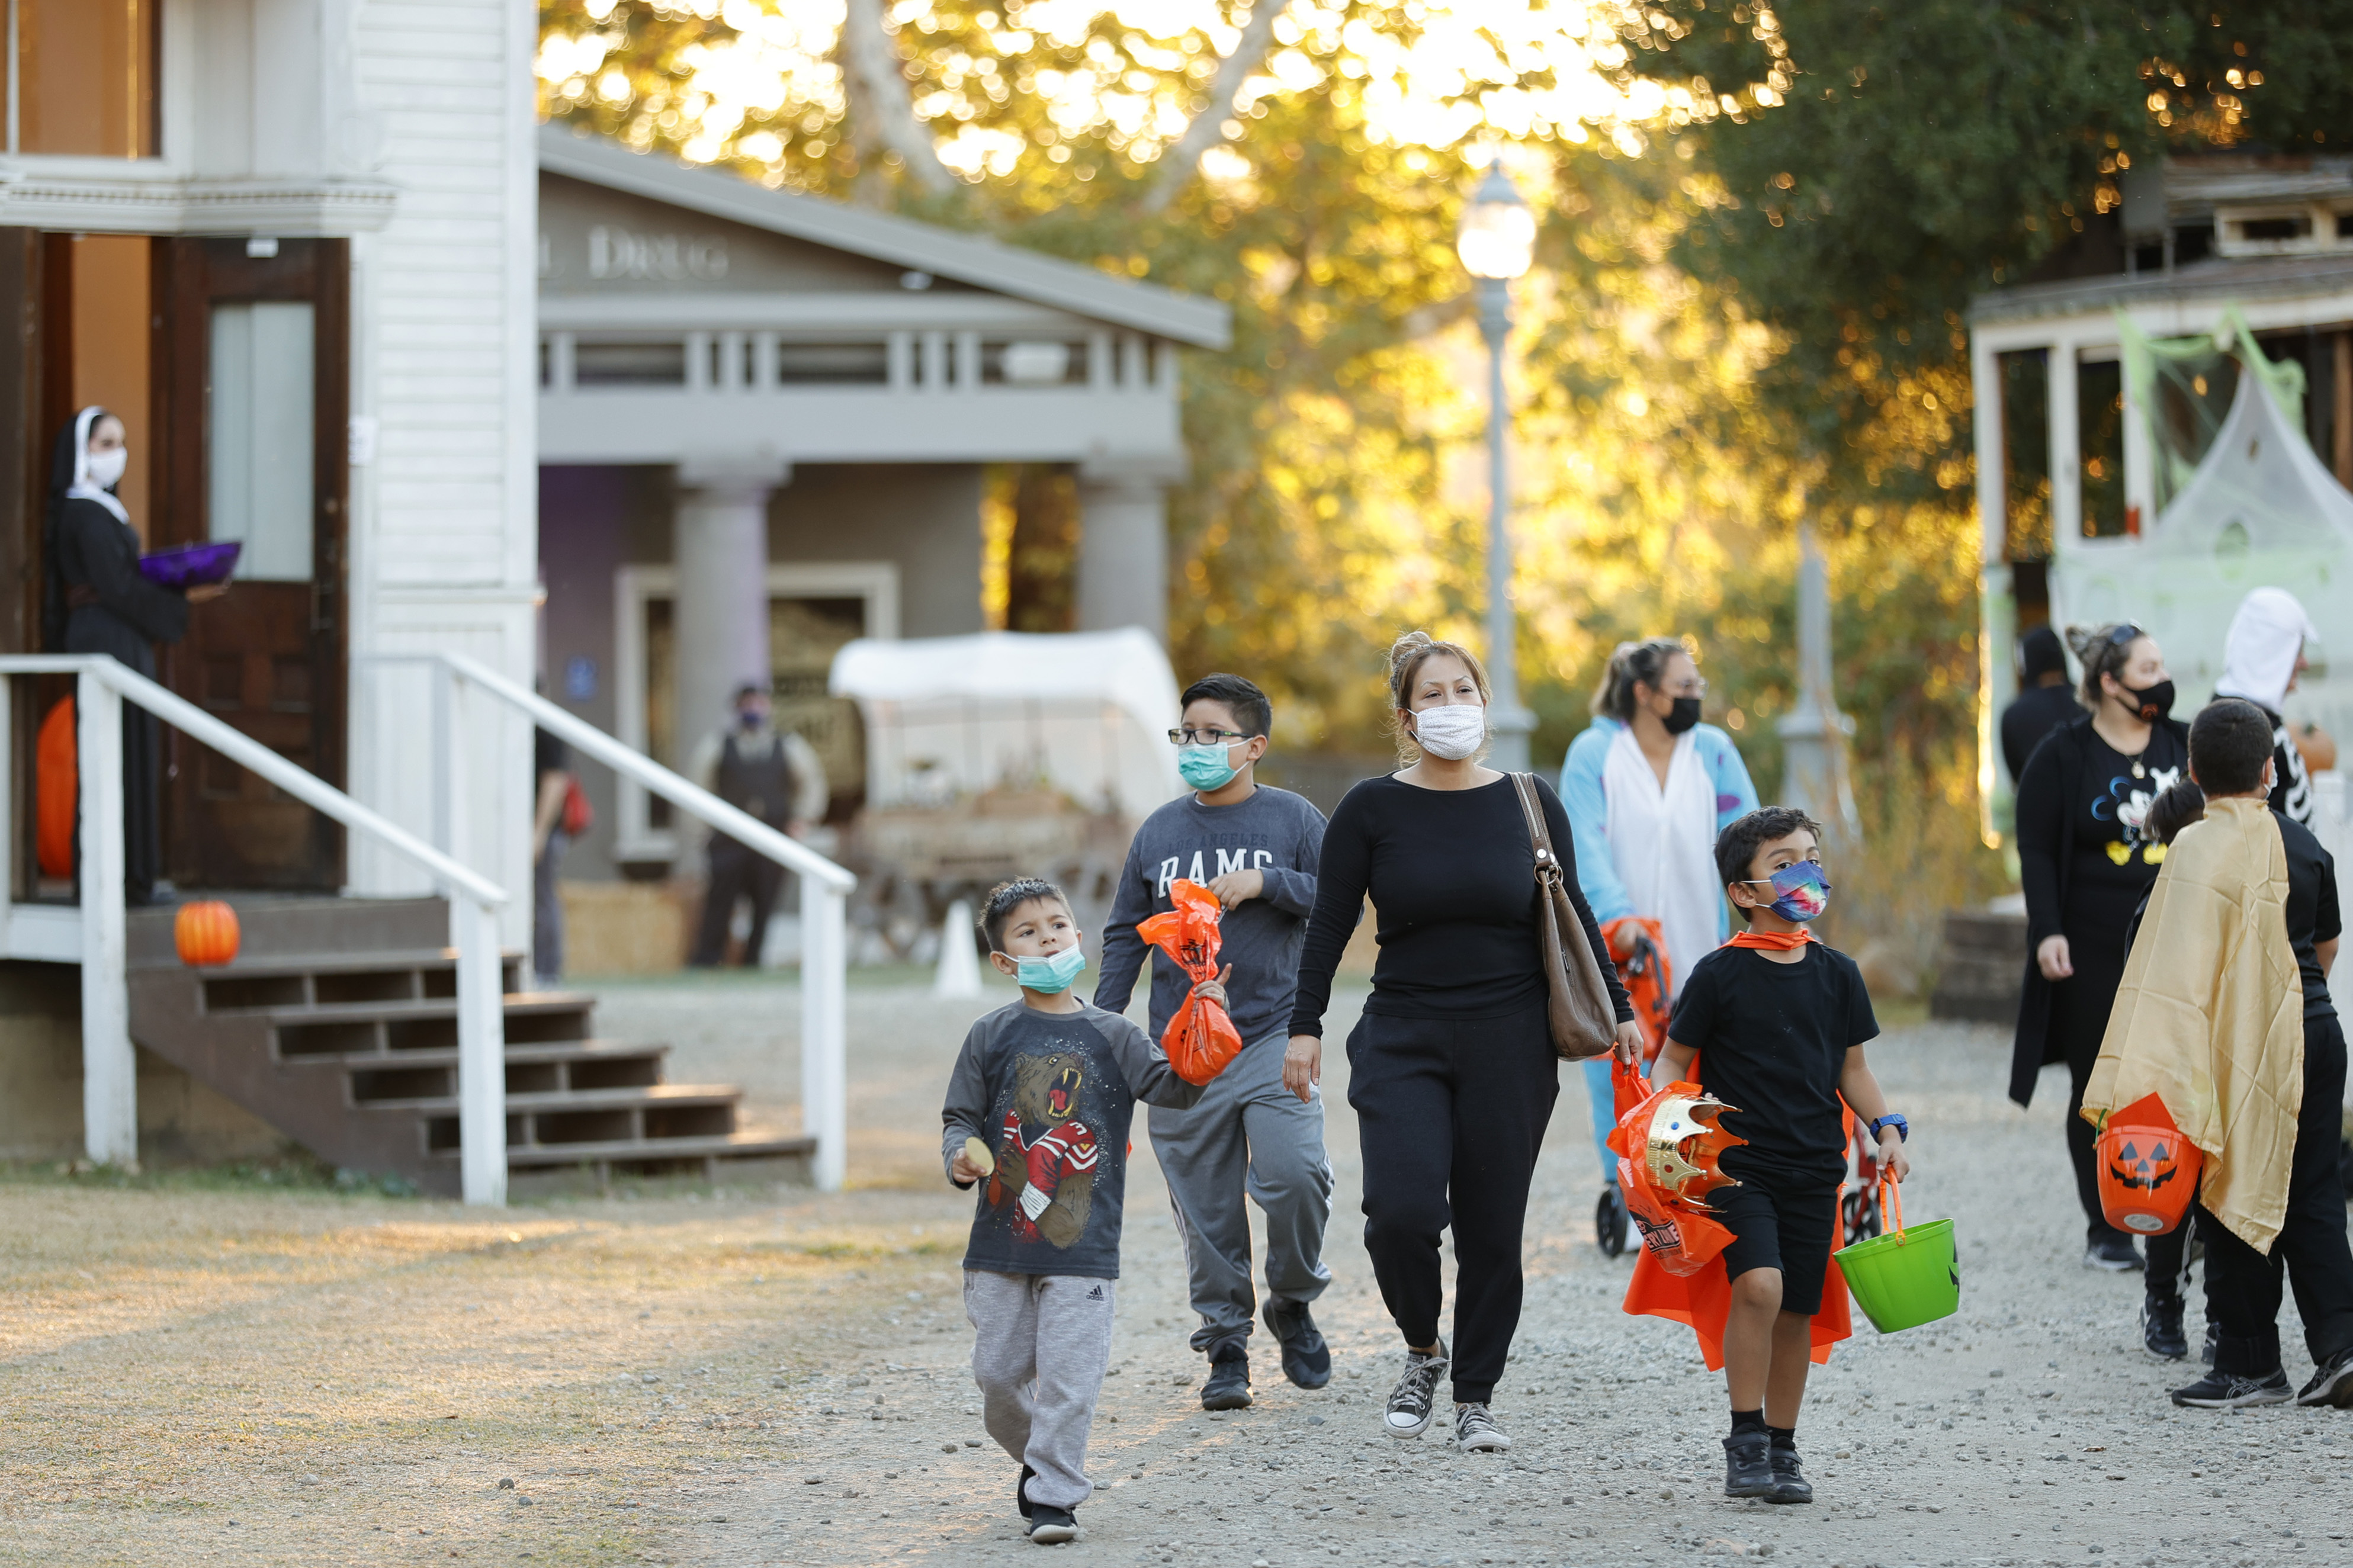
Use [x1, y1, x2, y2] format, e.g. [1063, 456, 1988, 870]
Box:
[2, 977, 2345, 1566]
[645, 991, 2353, 1568]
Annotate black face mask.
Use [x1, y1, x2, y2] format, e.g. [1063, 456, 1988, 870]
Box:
[1663, 696, 1703, 735]
[2120, 679, 2175, 722]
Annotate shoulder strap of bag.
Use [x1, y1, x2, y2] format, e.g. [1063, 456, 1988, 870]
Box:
[1510, 772, 1560, 879]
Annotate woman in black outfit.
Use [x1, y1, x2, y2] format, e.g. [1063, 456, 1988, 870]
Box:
[2011, 622, 2188, 1272]
[1287, 631, 1641, 1454]
[43, 406, 222, 905]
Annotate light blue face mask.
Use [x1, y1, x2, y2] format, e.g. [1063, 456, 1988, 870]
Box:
[1015, 943, 1088, 994]
[1177, 741, 1243, 792]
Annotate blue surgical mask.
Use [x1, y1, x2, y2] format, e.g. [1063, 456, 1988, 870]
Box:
[1178, 741, 1242, 792]
[1742, 860, 1831, 923]
[1015, 943, 1088, 994]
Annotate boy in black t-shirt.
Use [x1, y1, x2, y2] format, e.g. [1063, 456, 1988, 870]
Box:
[1655, 807, 1911, 1505]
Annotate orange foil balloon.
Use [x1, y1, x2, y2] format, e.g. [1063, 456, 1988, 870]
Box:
[174, 900, 241, 968]
[1606, 1060, 1746, 1276]
[2097, 1091, 2202, 1236]
[1135, 878, 1244, 1085]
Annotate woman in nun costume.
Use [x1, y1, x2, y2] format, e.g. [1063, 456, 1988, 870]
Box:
[43, 406, 224, 905]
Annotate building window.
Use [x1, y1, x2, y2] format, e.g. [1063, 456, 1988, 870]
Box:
[9, 0, 160, 158]
[2078, 354, 2127, 538]
[1999, 348, 2051, 563]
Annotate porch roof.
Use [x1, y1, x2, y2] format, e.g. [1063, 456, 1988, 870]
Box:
[537, 127, 1231, 351]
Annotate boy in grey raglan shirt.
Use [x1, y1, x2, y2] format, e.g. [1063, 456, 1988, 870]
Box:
[1093, 673, 1334, 1412]
[943, 878, 1207, 1546]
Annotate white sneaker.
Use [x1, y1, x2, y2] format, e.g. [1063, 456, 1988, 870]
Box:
[1383, 1343, 1449, 1438]
[1455, 1402, 1511, 1453]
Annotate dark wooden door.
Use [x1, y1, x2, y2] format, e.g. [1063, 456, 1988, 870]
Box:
[152, 238, 348, 890]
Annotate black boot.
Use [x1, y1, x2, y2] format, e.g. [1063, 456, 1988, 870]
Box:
[1722, 1432, 1773, 1499]
[2140, 1294, 2188, 1360]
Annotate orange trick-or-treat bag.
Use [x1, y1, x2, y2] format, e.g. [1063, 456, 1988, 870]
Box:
[1135, 878, 1246, 1085]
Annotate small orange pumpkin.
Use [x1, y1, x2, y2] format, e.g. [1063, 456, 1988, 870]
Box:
[174, 900, 241, 968]
[36, 698, 75, 880]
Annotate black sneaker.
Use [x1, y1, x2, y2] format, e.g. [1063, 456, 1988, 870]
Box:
[1200, 1351, 1252, 1411]
[1596, 1184, 1629, 1257]
[2295, 1347, 2353, 1408]
[2141, 1296, 2188, 1360]
[2085, 1234, 2143, 1271]
[1383, 1342, 1449, 1438]
[1026, 1503, 1077, 1545]
[1767, 1447, 1812, 1505]
[1017, 1464, 1036, 1520]
[2169, 1368, 2292, 1409]
[1263, 1298, 1333, 1389]
[1723, 1432, 1773, 1498]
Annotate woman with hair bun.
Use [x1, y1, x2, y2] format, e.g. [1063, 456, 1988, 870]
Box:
[1558, 636, 1758, 1253]
[1289, 631, 1641, 1456]
[2011, 621, 2188, 1274]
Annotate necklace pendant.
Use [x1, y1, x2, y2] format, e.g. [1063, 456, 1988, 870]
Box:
[2131, 763, 2146, 779]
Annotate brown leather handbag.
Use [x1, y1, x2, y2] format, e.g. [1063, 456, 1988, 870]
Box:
[1510, 772, 1620, 1061]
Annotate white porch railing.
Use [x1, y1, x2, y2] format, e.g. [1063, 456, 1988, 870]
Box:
[0, 655, 514, 1204]
[359, 653, 856, 1193]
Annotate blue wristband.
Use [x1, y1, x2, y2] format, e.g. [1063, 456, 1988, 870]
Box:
[1871, 1113, 1908, 1142]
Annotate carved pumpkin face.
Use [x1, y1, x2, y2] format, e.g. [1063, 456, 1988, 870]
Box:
[2107, 1136, 2182, 1193]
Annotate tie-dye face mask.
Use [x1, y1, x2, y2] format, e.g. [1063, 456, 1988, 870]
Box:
[1740, 859, 1831, 923]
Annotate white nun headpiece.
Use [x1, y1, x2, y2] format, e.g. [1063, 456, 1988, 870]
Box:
[65, 404, 130, 524]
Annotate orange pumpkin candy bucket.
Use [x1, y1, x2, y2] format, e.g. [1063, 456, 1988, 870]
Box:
[2095, 1091, 2202, 1236]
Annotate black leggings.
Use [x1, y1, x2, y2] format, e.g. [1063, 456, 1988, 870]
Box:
[2050, 937, 2134, 1246]
[2199, 1014, 2353, 1376]
[1346, 1000, 1558, 1405]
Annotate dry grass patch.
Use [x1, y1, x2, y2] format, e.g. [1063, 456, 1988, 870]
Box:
[0, 1173, 962, 1566]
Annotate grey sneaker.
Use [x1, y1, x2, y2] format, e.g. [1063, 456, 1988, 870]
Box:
[1453, 1402, 1511, 1453]
[2169, 1368, 2292, 1409]
[1383, 1343, 1449, 1438]
[2296, 1347, 2353, 1408]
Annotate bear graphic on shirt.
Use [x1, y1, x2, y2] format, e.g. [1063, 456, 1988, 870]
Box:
[984, 1052, 1098, 1248]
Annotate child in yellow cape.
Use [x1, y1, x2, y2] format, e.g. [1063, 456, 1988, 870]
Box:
[2082, 699, 2353, 1409]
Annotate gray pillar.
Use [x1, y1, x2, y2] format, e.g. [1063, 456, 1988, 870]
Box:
[673, 456, 788, 770]
[1775, 522, 1863, 842]
[1076, 471, 1169, 640]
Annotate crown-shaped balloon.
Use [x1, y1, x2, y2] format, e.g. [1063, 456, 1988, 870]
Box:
[1642, 1090, 1746, 1204]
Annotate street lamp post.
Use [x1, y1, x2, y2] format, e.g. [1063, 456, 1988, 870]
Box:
[1458, 162, 1538, 771]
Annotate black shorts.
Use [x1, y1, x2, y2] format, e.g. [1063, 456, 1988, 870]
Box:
[1707, 1171, 1842, 1316]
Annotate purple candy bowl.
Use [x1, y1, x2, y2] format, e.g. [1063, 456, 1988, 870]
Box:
[136, 541, 242, 589]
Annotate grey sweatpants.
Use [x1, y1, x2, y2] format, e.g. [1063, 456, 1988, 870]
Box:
[964, 1270, 1115, 1511]
[1148, 1030, 1334, 1348]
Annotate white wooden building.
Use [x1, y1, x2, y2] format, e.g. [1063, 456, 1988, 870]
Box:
[1969, 154, 2353, 836]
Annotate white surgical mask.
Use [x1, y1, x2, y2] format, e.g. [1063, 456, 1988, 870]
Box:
[1410, 703, 1486, 760]
[85, 446, 127, 490]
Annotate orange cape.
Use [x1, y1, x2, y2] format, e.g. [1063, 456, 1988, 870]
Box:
[1617, 1053, 1856, 1369]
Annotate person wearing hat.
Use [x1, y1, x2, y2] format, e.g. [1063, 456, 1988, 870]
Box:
[687, 683, 828, 968]
[2001, 625, 2079, 788]
[2213, 586, 2319, 827]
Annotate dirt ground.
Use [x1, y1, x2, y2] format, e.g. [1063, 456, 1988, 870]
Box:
[3, 974, 2349, 1567]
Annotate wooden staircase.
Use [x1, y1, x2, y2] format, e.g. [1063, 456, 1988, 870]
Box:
[124, 896, 812, 1196]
